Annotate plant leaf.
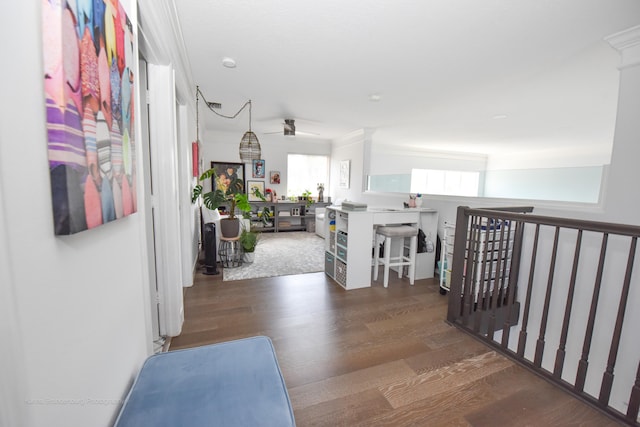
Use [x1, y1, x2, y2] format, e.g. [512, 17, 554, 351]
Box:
[191, 184, 203, 203]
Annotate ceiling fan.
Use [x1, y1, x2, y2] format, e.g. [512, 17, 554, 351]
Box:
[263, 119, 320, 137]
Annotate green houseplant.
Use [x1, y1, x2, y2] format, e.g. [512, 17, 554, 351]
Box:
[239, 228, 259, 263]
[251, 188, 273, 228]
[192, 167, 252, 237]
[302, 189, 313, 209]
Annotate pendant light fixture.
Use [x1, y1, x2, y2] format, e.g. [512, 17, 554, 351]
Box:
[238, 101, 261, 161]
[196, 86, 261, 162]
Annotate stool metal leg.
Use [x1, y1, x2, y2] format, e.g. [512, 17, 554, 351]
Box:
[219, 240, 243, 268]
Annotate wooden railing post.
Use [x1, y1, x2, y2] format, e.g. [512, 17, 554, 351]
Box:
[447, 206, 470, 324]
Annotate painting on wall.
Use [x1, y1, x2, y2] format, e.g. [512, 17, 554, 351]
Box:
[192, 142, 199, 177]
[247, 181, 265, 201]
[211, 162, 245, 195]
[340, 160, 350, 189]
[252, 159, 265, 178]
[270, 170, 280, 184]
[43, 1, 136, 235]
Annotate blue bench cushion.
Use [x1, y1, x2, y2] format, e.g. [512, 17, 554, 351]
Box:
[114, 336, 296, 426]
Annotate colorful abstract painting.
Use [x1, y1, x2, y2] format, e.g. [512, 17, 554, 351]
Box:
[43, 0, 136, 235]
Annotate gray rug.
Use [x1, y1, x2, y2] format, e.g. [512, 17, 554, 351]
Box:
[223, 232, 325, 281]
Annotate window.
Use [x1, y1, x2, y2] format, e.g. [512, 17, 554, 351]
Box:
[410, 168, 480, 197]
[287, 154, 329, 197]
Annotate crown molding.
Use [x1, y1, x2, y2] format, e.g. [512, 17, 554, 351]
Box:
[605, 25, 640, 69]
[138, 0, 196, 108]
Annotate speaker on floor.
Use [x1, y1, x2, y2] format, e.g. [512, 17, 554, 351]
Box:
[203, 222, 219, 275]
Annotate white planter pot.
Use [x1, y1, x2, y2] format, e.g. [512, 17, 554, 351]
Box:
[243, 252, 255, 263]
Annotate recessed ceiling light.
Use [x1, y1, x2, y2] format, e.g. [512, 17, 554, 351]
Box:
[369, 94, 381, 102]
[492, 114, 508, 120]
[222, 57, 236, 68]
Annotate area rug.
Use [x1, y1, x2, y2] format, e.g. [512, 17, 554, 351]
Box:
[223, 232, 325, 281]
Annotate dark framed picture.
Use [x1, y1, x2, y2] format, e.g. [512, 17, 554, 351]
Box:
[270, 170, 281, 184]
[247, 180, 265, 201]
[211, 161, 245, 195]
[252, 159, 265, 178]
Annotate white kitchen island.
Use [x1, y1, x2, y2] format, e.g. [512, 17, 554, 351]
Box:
[323, 206, 438, 289]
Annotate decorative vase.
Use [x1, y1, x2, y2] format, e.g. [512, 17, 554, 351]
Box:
[415, 197, 423, 207]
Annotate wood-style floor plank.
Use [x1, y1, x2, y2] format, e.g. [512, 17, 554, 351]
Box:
[170, 268, 620, 426]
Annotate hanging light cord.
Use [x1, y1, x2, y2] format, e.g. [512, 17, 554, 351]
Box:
[196, 86, 200, 140]
[196, 86, 251, 125]
[196, 86, 260, 161]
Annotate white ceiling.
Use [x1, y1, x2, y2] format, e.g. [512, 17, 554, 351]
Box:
[174, 0, 640, 156]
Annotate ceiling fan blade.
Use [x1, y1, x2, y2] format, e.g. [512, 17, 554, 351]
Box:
[261, 118, 320, 136]
[295, 130, 321, 136]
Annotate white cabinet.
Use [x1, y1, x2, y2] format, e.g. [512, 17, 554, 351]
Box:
[324, 208, 373, 289]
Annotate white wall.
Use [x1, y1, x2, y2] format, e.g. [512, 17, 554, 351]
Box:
[483, 165, 604, 202]
[329, 130, 368, 203]
[371, 145, 488, 174]
[1, 2, 153, 426]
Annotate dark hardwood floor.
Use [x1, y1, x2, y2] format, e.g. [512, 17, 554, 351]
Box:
[170, 269, 620, 426]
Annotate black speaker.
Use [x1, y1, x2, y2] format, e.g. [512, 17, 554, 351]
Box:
[203, 222, 219, 275]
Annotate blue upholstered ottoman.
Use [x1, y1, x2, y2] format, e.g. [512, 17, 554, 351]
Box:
[114, 336, 296, 426]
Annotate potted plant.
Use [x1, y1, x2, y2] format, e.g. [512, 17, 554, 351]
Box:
[192, 167, 252, 238]
[302, 189, 313, 210]
[257, 206, 274, 227]
[251, 188, 273, 228]
[239, 228, 259, 263]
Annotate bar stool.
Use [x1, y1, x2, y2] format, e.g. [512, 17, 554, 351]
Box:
[373, 225, 418, 287]
[218, 236, 243, 268]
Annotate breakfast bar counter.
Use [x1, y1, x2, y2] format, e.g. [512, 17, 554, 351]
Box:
[323, 206, 438, 289]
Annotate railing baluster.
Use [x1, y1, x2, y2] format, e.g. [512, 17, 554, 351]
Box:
[599, 236, 637, 406]
[499, 220, 514, 306]
[628, 360, 640, 420]
[473, 215, 492, 333]
[576, 233, 608, 392]
[462, 215, 482, 327]
[534, 226, 560, 367]
[517, 224, 540, 357]
[553, 229, 583, 378]
[487, 218, 507, 340]
[502, 219, 524, 348]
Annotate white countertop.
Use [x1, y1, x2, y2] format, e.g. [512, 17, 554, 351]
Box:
[329, 206, 436, 214]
